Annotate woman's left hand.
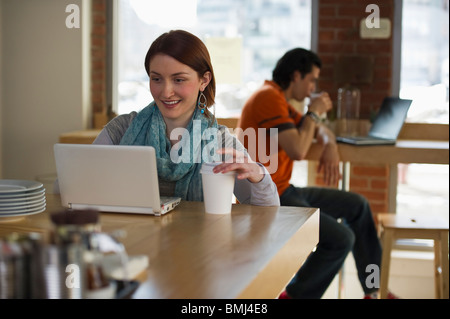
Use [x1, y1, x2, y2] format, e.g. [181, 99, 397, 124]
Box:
[213, 148, 265, 183]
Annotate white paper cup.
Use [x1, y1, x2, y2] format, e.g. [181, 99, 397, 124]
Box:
[307, 92, 322, 106]
[200, 162, 236, 214]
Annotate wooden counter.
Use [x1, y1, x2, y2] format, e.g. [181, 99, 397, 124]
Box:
[57, 118, 241, 144]
[58, 123, 449, 165]
[305, 139, 449, 165]
[0, 194, 319, 299]
[59, 129, 102, 144]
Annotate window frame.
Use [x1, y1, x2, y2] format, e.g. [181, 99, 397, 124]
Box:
[108, 0, 318, 116]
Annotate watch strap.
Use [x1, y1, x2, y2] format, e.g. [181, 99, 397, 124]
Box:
[305, 111, 320, 123]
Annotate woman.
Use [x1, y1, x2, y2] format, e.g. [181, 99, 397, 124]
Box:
[94, 30, 279, 206]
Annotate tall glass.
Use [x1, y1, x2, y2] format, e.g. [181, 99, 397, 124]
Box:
[337, 85, 361, 137]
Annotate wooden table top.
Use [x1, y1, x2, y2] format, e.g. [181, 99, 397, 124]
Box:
[0, 194, 319, 299]
[306, 139, 449, 165]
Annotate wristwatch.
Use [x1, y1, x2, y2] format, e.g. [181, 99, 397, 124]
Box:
[305, 111, 320, 123]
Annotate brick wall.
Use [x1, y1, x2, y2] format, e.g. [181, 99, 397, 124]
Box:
[315, 0, 395, 215]
[317, 0, 394, 119]
[350, 164, 390, 213]
[91, 0, 108, 127]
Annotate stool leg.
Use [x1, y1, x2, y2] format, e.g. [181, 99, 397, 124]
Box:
[440, 230, 449, 299]
[380, 229, 393, 299]
[337, 266, 345, 299]
[434, 238, 442, 299]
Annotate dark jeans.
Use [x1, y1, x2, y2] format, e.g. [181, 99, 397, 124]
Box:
[280, 185, 382, 298]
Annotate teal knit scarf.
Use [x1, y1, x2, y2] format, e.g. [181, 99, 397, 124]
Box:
[120, 101, 219, 201]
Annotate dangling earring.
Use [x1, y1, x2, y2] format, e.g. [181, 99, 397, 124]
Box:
[197, 92, 207, 114]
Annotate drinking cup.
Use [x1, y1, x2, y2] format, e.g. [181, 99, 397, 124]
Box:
[200, 162, 236, 214]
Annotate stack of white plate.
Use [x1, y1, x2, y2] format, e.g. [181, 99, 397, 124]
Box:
[0, 180, 46, 219]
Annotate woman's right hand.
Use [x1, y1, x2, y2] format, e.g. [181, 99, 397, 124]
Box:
[214, 148, 265, 184]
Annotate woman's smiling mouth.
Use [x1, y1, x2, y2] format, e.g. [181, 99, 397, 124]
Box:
[162, 100, 181, 108]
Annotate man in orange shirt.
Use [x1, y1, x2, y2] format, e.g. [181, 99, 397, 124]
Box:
[238, 48, 396, 299]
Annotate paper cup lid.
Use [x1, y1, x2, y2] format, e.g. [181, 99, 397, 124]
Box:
[200, 162, 236, 176]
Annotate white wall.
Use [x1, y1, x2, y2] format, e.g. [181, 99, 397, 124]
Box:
[0, 0, 91, 183]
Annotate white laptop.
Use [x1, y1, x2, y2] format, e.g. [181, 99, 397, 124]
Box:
[54, 143, 181, 216]
[336, 97, 412, 146]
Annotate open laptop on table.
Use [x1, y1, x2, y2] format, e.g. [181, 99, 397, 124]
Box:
[54, 143, 181, 216]
[336, 97, 413, 146]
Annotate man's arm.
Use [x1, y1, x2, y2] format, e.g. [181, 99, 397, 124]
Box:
[278, 92, 333, 160]
[315, 125, 341, 186]
[278, 93, 341, 186]
[278, 115, 317, 160]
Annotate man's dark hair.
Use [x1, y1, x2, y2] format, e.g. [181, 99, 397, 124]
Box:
[272, 48, 322, 90]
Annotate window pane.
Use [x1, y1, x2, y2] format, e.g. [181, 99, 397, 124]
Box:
[397, 1, 449, 229]
[400, 0, 449, 124]
[116, 0, 311, 116]
[397, 163, 449, 221]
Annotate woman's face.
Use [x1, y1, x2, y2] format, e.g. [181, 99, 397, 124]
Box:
[149, 54, 211, 126]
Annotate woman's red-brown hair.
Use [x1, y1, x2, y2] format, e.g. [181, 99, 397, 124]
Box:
[144, 30, 216, 111]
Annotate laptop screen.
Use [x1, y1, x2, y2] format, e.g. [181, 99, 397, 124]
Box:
[368, 97, 412, 140]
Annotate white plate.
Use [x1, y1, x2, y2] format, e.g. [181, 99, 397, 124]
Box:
[0, 187, 45, 199]
[0, 191, 45, 203]
[0, 197, 46, 210]
[0, 180, 44, 194]
[0, 205, 46, 220]
[0, 196, 45, 209]
[0, 202, 46, 215]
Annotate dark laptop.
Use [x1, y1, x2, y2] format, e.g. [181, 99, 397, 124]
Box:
[336, 97, 412, 146]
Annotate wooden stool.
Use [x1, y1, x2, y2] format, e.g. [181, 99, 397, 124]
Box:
[378, 213, 449, 299]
